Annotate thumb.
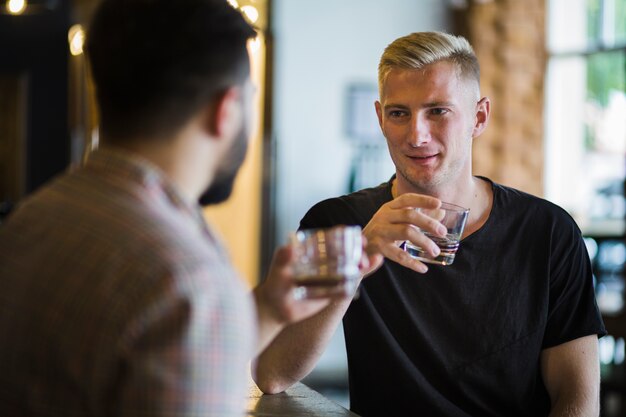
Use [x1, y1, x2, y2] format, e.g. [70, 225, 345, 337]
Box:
[360, 253, 384, 278]
[270, 245, 293, 270]
[266, 245, 294, 284]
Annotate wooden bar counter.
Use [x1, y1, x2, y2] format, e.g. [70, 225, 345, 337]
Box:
[247, 382, 360, 417]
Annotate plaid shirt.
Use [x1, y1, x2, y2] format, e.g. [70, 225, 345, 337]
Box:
[0, 148, 255, 416]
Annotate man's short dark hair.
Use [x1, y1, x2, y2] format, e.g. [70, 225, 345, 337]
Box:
[86, 0, 256, 141]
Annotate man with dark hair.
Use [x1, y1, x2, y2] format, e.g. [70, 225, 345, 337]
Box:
[0, 1, 363, 415]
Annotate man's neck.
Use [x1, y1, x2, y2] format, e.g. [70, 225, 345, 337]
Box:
[100, 130, 215, 207]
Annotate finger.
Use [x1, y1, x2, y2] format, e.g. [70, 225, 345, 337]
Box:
[370, 223, 440, 256]
[404, 231, 441, 257]
[387, 193, 441, 210]
[384, 245, 430, 274]
[365, 253, 384, 277]
[371, 203, 446, 238]
[429, 208, 446, 222]
[358, 251, 384, 277]
[370, 253, 384, 268]
[274, 244, 293, 264]
[270, 245, 294, 273]
[265, 245, 295, 290]
[394, 208, 447, 238]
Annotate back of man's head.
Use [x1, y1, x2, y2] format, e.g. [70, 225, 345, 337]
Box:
[86, 0, 256, 143]
[378, 31, 480, 93]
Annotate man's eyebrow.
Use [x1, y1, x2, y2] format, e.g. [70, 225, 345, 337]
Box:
[383, 101, 456, 109]
[383, 103, 409, 109]
[423, 101, 455, 107]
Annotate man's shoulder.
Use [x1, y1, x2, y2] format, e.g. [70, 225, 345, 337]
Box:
[2, 167, 217, 273]
[314, 181, 390, 209]
[491, 180, 579, 229]
[300, 181, 392, 229]
[1, 170, 245, 316]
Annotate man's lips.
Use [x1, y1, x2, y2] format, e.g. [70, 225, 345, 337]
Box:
[406, 153, 439, 163]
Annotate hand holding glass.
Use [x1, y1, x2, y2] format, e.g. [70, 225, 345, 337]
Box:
[403, 202, 469, 266]
[289, 225, 362, 299]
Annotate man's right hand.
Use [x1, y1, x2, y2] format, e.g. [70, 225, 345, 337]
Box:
[362, 193, 447, 274]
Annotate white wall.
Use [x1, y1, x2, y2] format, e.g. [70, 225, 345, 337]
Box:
[272, 0, 452, 396]
[273, 0, 452, 242]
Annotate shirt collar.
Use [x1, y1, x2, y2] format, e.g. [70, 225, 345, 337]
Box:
[84, 147, 208, 228]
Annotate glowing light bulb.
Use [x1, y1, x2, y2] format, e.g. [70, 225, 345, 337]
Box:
[7, 0, 27, 15]
[226, 0, 239, 9]
[68, 24, 85, 56]
[240, 5, 258, 24]
[248, 36, 261, 54]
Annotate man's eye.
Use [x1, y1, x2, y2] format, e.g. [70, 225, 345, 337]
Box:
[430, 108, 449, 116]
[388, 110, 406, 118]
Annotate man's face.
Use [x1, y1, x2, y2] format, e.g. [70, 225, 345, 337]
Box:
[198, 80, 254, 206]
[375, 61, 484, 194]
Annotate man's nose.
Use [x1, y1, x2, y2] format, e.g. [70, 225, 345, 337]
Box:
[408, 114, 431, 147]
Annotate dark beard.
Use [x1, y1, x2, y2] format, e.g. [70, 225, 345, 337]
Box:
[198, 124, 248, 206]
[198, 173, 237, 206]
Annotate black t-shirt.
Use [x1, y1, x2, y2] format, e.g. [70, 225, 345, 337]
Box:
[300, 177, 606, 417]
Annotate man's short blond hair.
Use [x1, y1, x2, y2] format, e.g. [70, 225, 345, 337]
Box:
[378, 31, 480, 93]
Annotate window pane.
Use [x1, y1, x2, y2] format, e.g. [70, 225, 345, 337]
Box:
[587, 0, 601, 44]
[615, 0, 626, 44]
[549, 0, 626, 51]
[586, 50, 626, 140]
[545, 57, 588, 219]
[584, 51, 625, 234]
[545, 51, 625, 236]
[548, 0, 588, 51]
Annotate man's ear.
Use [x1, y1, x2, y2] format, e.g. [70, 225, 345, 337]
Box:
[375, 100, 383, 128]
[472, 96, 490, 138]
[375, 100, 386, 138]
[207, 86, 242, 139]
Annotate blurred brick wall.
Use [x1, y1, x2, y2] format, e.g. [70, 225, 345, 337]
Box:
[455, 0, 547, 197]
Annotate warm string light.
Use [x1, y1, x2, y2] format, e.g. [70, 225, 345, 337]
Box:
[247, 36, 261, 54]
[240, 5, 258, 24]
[68, 24, 85, 56]
[7, 0, 27, 15]
[228, 1, 259, 25]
